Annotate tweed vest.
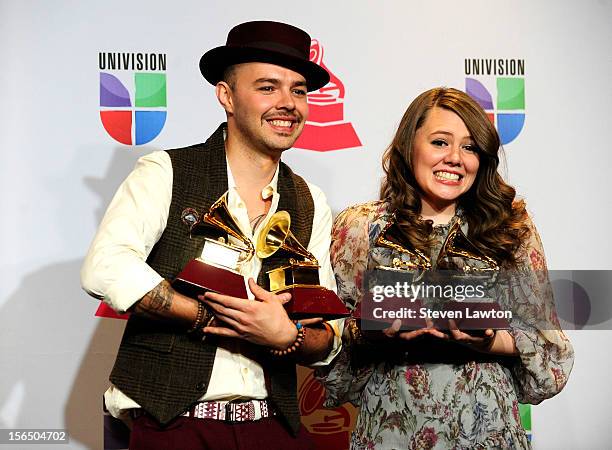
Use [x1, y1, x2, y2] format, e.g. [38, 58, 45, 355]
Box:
[109, 123, 315, 434]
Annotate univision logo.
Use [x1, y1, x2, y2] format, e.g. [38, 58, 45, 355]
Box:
[464, 58, 525, 145]
[99, 52, 167, 146]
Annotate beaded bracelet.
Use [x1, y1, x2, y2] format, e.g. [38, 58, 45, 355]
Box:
[187, 300, 206, 334]
[269, 321, 306, 356]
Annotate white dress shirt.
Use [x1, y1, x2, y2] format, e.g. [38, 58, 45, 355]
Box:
[81, 150, 341, 420]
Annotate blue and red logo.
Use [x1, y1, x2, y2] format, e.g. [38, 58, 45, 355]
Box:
[463, 59, 526, 145]
[99, 52, 167, 146]
[466, 77, 525, 145]
[100, 72, 167, 145]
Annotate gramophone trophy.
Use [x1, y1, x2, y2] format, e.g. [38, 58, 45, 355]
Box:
[172, 192, 250, 300]
[257, 211, 349, 319]
[358, 215, 508, 332]
[436, 219, 499, 273]
[375, 215, 432, 273]
[356, 215, 433, 331]
[433, 218, 508, 332]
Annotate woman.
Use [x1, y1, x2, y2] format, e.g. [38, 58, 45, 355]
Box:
[319, 87, 574, 449]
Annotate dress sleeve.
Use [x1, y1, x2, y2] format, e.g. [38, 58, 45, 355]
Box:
[500, 214, 574, 404]
[330, 204, 372, 310]
[316, 204, 375, 407]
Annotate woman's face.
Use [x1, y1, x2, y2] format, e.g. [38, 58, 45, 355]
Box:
[411, 107, 480, 211]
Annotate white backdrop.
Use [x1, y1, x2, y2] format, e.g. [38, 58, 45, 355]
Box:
[1, 0, 611, 448]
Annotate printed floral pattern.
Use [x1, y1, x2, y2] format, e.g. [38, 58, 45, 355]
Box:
[318, 202, 574, 449]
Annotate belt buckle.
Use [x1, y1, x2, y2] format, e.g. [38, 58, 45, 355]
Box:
[224, 401, 236, 423]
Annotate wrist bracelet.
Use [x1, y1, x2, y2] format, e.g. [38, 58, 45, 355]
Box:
[269, 321, 306, 356]
[187, 300, 206, 334]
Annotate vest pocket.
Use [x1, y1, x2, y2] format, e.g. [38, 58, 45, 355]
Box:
[122, 316, 177, 353]
[127, 332, 175, 353]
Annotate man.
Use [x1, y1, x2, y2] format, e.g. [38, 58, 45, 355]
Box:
[81, 21, 339, 449]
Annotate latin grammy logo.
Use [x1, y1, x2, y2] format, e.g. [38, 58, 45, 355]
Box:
[293, 40, 361, 151]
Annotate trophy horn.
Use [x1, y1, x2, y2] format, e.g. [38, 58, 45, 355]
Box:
[191, 191, 255, 263]
[257, 210, 317, 264]
[375, 213, 431, 270]
[436, 219, 499, 272]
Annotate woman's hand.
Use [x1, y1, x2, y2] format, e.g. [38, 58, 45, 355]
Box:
[447, 319, 496, 351]
[446, 319, 518, 355]
[382, 318, 450, 341]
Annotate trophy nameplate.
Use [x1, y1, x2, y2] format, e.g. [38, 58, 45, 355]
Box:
[267, 263, 320, 291]
[172, 239, 247, 299]
[258, 211, 349, 320]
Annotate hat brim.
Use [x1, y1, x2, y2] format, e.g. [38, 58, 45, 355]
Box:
[199, 46, 330, 92]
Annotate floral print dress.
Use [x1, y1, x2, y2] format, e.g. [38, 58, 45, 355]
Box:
[318, 201, 574, 450]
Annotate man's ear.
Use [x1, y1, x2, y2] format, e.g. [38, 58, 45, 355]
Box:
[216, 81, 234, 114]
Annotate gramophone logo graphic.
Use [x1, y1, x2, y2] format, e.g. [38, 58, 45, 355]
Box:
[298, 369, 354, 449]
[294, 40, 361, 151]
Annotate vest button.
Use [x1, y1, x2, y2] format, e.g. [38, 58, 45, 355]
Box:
[196, 381, 206, 391]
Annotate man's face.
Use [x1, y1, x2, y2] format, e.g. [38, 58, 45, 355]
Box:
[220, 62, 309, 155]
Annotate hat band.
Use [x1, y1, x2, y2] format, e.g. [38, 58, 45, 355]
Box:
[229, 40, 307, 60]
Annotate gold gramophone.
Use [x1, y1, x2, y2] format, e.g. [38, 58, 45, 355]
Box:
[191, 192, 254, 269]
[172, 191, 251, 299]
[375, 214, 432, 272]
[374, 214, 498, 273]
[355, 215, 432, 330]
[433, 220, 506, 331]
[432, 219, 506, 329]
[436, 219, 499, 273]
[257, 211, 349, 319]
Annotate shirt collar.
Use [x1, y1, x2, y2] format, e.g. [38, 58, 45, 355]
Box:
[225, 156, 279, 201]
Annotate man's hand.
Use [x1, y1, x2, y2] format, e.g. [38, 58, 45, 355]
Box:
[201, 278, 298, 349]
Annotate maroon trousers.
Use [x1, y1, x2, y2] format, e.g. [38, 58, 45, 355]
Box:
[129, 414, 315, 450]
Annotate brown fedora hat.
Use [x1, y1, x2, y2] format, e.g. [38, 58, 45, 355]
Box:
[200, 21, 330, 92]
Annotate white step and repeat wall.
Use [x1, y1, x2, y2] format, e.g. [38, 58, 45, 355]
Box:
[1, 0, 611, 448]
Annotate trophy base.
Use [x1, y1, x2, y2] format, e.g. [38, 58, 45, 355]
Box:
[172, 259, 248, 299]
[277, 286, 350, 320]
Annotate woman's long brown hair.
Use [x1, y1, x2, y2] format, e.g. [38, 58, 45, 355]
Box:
[380, 87, 530, 267]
